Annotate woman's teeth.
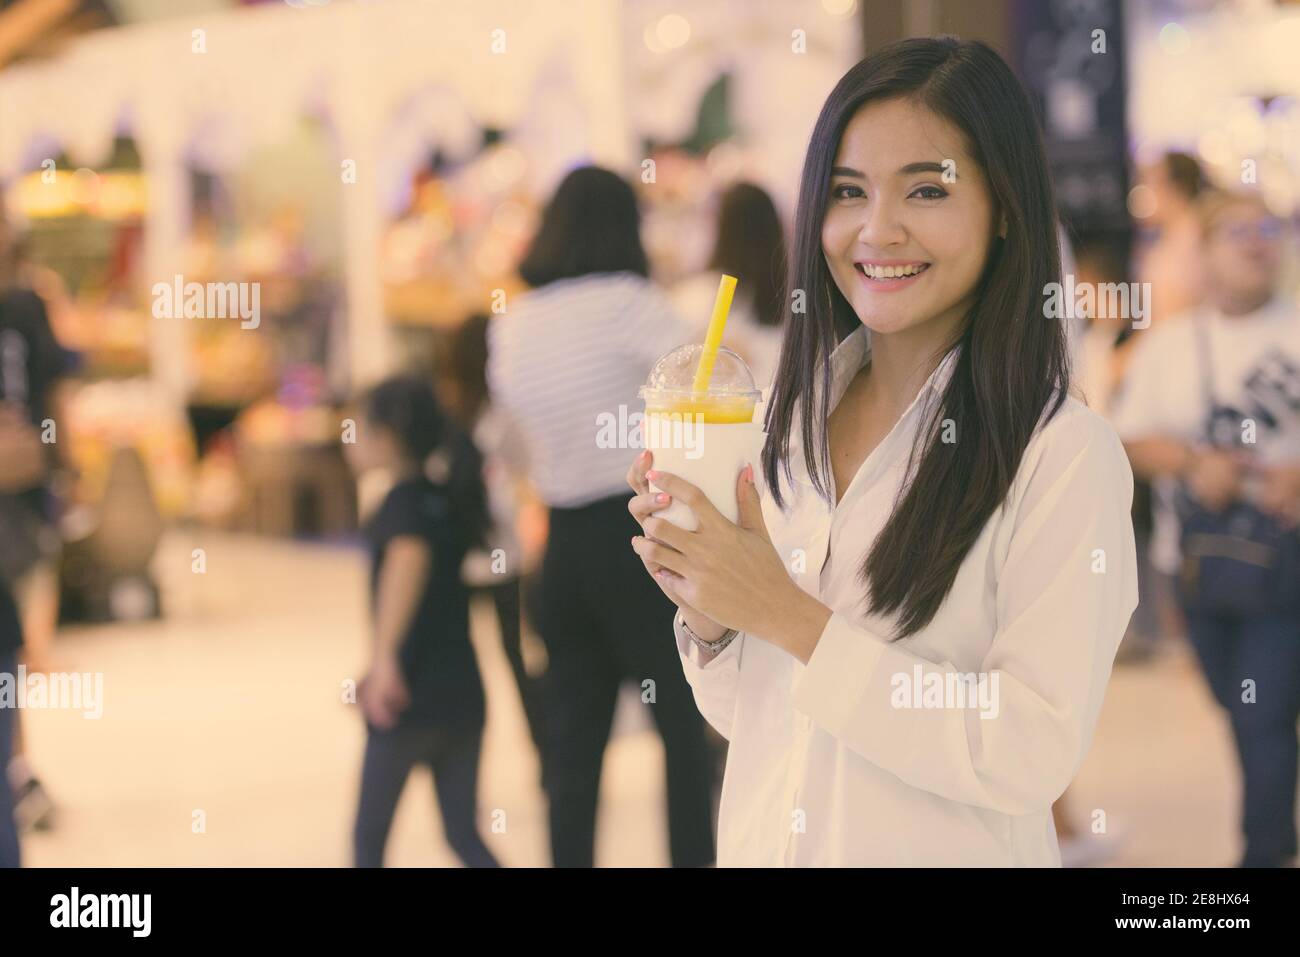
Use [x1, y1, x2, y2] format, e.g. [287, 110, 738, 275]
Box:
[857, 263, 929, 280]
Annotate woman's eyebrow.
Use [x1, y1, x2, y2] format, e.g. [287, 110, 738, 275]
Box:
[898, 161, 950, 176]
[830, 161, 954, 178]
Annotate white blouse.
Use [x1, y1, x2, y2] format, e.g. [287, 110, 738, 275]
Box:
[674, 324, 1138, 866]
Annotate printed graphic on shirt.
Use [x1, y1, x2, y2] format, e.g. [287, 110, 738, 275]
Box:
[1205, 347, 1300, 452]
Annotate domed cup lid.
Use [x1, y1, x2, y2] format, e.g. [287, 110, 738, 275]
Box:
[638, 344, 760, 424]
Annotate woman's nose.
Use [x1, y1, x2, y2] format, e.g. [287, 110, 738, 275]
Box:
[856, 197, 907, 248]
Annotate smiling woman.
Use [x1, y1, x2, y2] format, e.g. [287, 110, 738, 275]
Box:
[770, 37, 1064, 638]
[626, 36, 1138, 867]
[825, 124, 994, 318]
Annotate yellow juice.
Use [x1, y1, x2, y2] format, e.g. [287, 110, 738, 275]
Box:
[645, 396, 756, 424]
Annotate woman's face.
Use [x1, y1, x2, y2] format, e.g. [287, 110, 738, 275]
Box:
[343, 414, 399, 475]
[821, 97, 998, 340]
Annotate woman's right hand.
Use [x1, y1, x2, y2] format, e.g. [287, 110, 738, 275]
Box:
[627, 450, 727, 640]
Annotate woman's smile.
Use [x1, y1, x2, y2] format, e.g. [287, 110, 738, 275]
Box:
[854, 259, 932, 292]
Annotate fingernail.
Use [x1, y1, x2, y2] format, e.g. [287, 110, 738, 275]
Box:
[646, 469, 657, 481]
[655, 493, 670, 504]
[742, 464, 753, 484]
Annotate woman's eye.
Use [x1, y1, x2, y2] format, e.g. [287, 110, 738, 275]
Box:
[909, 185, 948, 200]
[832, 183, 865, 200]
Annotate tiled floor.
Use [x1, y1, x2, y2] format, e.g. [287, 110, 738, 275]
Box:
[18, 530, 1254, 867]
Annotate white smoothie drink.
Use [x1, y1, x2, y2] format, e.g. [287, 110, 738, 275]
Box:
[637, 275, 767, 531]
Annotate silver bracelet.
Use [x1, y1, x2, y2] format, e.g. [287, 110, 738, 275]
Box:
[677, 610, 739, 654]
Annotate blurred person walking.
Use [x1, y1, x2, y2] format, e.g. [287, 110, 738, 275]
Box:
[1130, 152, 1212, 653]
[1053, 237, 1151, 866]
[487, 166, 715, 868]
[1134, 151, 1209, 329]
[345, 376, 499, 868]
[1071, 240, 1140, 415]
[1072, 236, 1167, 662]
[0, 206, 69, 835]
[670, 182, 788, 394]
[1112, 190, 1300, 867]
[0, 407, 49, 867]
[437, 314, 547, 761]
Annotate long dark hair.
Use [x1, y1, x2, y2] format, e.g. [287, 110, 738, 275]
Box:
[439, 313, 491, 428]
[518, 166, 648, 287]
[363, 374, 491, 552]
[708, 182, 787, 328]
[761, 37, 1069, 640]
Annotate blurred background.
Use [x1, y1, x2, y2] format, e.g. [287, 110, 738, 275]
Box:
[0, 0, 1298, 867]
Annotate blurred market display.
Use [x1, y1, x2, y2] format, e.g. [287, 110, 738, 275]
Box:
[1, 0, 1297, 625]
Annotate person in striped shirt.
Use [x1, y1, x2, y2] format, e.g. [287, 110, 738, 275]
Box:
[487, 166, 715, 867]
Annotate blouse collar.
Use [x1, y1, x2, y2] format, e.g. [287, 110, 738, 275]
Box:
[777, 325, 962, 490]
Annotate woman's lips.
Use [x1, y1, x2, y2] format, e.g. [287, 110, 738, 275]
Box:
[853, 261, 930, 292]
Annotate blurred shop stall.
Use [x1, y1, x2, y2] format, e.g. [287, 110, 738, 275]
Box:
[0, 0, 633, 578]
[627, 1, 860, 284]
[0, 0, 634, 372]
[0, 0, 861, 623]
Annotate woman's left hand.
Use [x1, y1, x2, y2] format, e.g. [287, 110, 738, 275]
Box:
[631, 464, 800, 640]
[360, 653, 409, 730]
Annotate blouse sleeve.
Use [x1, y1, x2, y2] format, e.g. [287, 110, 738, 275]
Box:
[788, 410, 1139, 815]
[674, 610, 745, 741]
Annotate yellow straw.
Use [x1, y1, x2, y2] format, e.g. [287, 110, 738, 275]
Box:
[691, 273, 738, 394]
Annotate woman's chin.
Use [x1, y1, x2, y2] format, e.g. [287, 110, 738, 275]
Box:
[855, 310, 925, 337]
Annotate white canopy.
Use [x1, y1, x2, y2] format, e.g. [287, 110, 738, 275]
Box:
[0, 0, 859, 392]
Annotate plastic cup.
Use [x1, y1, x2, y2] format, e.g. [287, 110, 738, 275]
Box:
[638, 344, 766, 531]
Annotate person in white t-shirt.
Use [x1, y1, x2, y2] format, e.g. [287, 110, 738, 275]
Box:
[1110, 189, 1300, 868]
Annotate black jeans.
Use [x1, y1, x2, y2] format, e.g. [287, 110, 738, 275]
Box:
[469, 577, 546, 757]
[536, 494, 715, 868]
[353, 722, 498, 868]
[1182, 603, 1300, 866]
[0, 652, 16, 868]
